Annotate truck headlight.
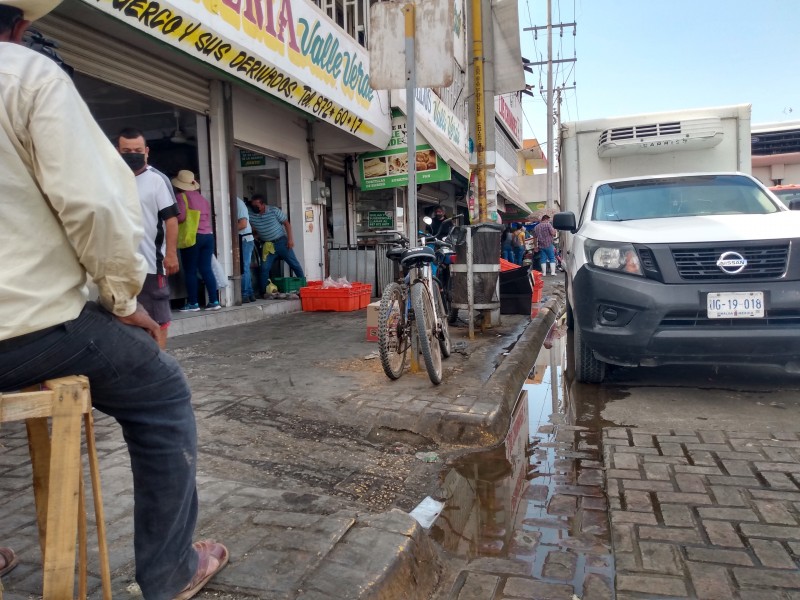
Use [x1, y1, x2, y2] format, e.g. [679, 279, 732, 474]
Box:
[585, 241, 643, 276]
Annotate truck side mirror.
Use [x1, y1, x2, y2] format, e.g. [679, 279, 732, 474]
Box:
[789, 199, 800, 211]
[553, 212, 577, 233]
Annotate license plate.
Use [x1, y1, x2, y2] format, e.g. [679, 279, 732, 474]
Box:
[706, 292, 764, 319]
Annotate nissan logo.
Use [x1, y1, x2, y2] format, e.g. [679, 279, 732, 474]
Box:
[716, 251, 747, 274]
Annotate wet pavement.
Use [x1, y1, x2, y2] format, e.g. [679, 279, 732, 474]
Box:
[432, 330, 614, 600]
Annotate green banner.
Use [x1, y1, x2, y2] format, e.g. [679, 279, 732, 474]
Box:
[359, 144, 451, 191]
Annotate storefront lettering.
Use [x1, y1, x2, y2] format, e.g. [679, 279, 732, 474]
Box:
[297, 19, 373, 104]
[229, 52, 297, 97]
[195, 32, 232, 61]
[218, 0, 300, 53]
[432, 97, 462, 146]
[113, 0, 183, 35]
[415, 87, 432, 112]
[298, 19, 343, 79]
[498, 95, 520, 139]
[104, 0, 375, 139]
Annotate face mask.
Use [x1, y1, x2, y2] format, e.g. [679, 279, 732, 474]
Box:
[120, 152, 146, 172]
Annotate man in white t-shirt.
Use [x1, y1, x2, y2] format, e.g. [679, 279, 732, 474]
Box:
[116, 127, 179, 348]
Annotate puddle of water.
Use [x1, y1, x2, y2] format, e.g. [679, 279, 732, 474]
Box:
[432, 325, 615, 596]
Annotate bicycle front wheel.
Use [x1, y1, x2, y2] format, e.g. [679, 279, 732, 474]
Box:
[433, 284, 452, 358]
[378, 282, 408, 379]
[411, 282, 442, 384]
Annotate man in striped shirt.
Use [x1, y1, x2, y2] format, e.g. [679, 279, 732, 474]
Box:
[249, 194, 305, 295]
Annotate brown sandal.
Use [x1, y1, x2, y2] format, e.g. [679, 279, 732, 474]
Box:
[172, 540, 229, 600]
[0, 547, 18, 578]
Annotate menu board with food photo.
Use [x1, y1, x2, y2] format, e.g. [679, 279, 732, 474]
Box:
[359, 144, 451, 191]
[363, 156, 389, 179]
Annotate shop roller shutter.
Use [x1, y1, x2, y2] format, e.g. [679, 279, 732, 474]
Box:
[35, 15, 210, 114]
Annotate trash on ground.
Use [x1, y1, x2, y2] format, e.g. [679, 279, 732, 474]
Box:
[415, 451, 439, 463]
[408, 496, 444, 529]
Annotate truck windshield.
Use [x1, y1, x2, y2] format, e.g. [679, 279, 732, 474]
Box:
[592, 175, 780, 222]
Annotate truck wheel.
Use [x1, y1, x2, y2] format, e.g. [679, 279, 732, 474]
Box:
[574, 324, 605, 384]
[565, 298, 574, 330]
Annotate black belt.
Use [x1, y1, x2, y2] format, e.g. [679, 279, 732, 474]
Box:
[0, 324, 62, 352]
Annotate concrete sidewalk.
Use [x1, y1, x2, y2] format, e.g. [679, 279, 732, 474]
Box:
[0, 278, 565, 600]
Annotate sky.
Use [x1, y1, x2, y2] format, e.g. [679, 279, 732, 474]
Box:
[518, 0, 800, 151]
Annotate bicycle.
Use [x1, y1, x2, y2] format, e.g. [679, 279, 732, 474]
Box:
[378, 226, 454, 384]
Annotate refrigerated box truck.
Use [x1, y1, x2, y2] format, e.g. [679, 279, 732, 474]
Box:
[552, 104, 800, 383]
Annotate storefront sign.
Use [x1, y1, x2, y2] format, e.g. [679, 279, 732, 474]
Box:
[366, 210, 394, 229]
[495, 93, 523, 147]
[240, 149, 266, 167]
[86, 0, 391, 147]
[359, 144, 451, 191]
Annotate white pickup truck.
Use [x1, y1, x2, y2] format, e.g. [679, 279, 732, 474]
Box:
[554, 106, 800, 382]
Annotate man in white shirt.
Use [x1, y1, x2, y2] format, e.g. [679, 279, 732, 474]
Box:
[116, 127, 179, 348]
[0, 0, 227, 597]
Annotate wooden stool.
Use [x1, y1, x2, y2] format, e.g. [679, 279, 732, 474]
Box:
[0, 376, 112, 599]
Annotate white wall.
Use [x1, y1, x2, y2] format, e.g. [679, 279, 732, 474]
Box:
[232, 88, 324, 281]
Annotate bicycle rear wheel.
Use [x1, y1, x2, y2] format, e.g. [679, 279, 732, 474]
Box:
[411, 282, 442, 384]
[378, 282, 408, 379]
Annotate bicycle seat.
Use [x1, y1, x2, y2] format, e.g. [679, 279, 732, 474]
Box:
[386, 246, 406, 261]
[400, 245, 436, 268]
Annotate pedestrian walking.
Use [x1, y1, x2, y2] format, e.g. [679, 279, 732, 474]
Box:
[172, 170, 221, 311]
[533, 214, 558, 275]
[0, 0, 228, 597]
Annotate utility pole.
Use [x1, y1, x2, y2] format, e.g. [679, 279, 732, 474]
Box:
[545, 0, 553, 209]
[522, 16, 576, 210]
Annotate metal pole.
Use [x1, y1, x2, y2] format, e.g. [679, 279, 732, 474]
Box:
[405, 3, 418, 247]
[471, 0, 487, 223]
[223, 82, 242, 305]
[467, 227, 475, 340]
[545, 0, 554, 210]
[405, 2, 419, 371]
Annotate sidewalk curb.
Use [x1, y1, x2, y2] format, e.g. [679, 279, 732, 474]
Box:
[474, 289, 566, 446]
[298, 510, 440, 600]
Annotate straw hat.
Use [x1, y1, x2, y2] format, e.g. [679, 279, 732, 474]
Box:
[171, 170, 200, 191]
[0, 0, 63, 20]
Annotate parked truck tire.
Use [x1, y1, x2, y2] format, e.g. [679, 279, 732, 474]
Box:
[574, 322, 606, 384]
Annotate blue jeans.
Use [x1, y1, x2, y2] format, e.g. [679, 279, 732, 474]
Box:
[241, 236, 255, 299]
[0, 302, 198, 599]
[540, 244, 556, 263]
[259, 236, 305, 293]
[501, 244, 514, 262]
[514, 246, 525, 265]
[180, 233, 217, 305]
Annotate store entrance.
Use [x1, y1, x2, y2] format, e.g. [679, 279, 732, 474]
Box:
[235, 147, 291, 293]
[71, 73, 209, 306]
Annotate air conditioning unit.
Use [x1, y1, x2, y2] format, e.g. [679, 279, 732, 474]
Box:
[597, 117, 724, 158]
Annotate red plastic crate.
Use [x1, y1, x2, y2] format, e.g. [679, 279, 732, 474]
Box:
[299, 285, 361, 311]
[355, 283, 372, 308]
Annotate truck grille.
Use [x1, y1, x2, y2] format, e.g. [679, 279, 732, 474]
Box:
[660, 309, 800, 328]
[672, 244, 788, 280]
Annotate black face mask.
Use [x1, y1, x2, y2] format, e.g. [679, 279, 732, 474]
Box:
[120, 152, 146, 172]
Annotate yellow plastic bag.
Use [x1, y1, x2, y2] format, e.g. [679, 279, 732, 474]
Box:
[261, 241, 275, 261]
[177, 193, 201, 249]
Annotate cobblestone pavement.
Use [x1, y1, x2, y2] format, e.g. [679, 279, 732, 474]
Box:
[0, 282, 564, 599]
[605, 428, 800, 600]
